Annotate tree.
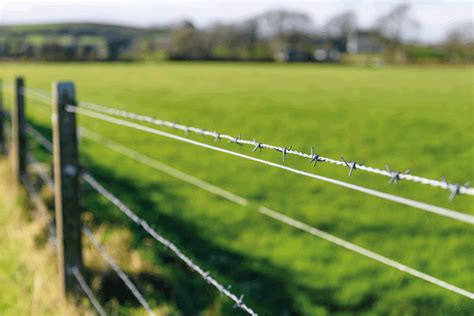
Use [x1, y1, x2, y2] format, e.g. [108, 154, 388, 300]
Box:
[375, 3, 419, 62]
[324, 11, 357, 39]
[166, 21, 211, 60]
[256, 9, 313, 38]
[443, 22, 474, 63]
[254, 9, 314, 60]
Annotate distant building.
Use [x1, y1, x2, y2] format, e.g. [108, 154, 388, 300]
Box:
[275, 49, 310, 62]
[346, 31, 384, 54]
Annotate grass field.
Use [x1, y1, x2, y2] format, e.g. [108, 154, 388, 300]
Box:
[0, 62, 473, 315]
[0, 161, 76, 316]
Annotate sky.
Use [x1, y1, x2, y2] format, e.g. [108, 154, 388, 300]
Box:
[0, 0, 472, 43]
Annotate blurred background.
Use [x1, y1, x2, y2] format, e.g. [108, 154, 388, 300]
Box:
[0, 0, 473, 64]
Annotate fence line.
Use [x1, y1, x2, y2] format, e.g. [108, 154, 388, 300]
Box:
[21, 86, 474, 198]
[82, 226, 156, 316]
[71, 267, 107, 316]
[83, 173, 257, 315]
[80, 128, 248, 206]
[25, 121, 257, 313]
[80, 128, 474, 299]
[69, 105, 474, 225]
[257, 206, 474, 299]
[27, 124, 53, 153]
[22, 121, 474, 299]
[28, 153, 54, 192]
[77, 99, 472, 197]
[4, 81, 472, 314]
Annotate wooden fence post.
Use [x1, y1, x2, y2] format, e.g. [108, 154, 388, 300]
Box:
[0, 79, 6, 156]
[52, 81, 83, 298]
[12, 77, 27, 183]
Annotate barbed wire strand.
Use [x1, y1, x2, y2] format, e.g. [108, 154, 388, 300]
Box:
[27, 126, 154, 315]
[26, 124, 53, 153]
[22, 87, 473, 197]
[82, 173, 258, 315]
[28, 153, 54, 192]
[80, 129, 474, 300]
[258, 206, 473, 299]
[71, 267, 108, 316]
[21, 115, 256, 312]
[77, 99, 472, 197]
[69, 106, 474, 225]
[82, 225, 156, 316]
[22, 87, 53, 107]
[22, 172, 57, 247]
[80, 128, 248, 206]
[18, 89, 474, 298]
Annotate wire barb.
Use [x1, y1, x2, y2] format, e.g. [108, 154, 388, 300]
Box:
[310, 146, 320, 166]
[252, 139, 263, 152]
[442, 177, 470, 201]
[386, 164, 410, 185]
[82, 226, 156, 316]
[83, 173, 257, 315]
[22, 87, 474, 197]
[81, 129, 474, 299]
[229, 134, 243, 146]
[71, 107, 474, 225]
[280, 146, 292, 162]
[341, 157, 363, 176]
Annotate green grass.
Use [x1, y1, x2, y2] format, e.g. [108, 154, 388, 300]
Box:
[0, 161, 75, 315]
[1, 62, 473, 315]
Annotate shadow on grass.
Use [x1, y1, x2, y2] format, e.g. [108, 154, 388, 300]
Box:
[79, 158, 348, 315]
[25, 120, 376, 315]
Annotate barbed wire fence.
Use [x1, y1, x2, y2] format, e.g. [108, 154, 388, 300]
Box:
[0, 78, 472, 316]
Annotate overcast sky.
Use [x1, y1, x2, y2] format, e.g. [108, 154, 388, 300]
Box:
[0, 0, 472, 43]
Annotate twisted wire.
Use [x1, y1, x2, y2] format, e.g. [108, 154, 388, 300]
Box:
[80, 129, 474, 299]
[258, 206, 473, 299]
[22, 87, 473, 197]
[28, 153, 54, 192]
[22, 87, 53, 106]
[71, 106, 473, 225]
[82, 226, 156, 316]
[76, 100, 472, 196]
[80, 128, 248, 206]
[71, 267, 107, 316]
[26, 124, 53, 153]
[82, 173, 258, 315]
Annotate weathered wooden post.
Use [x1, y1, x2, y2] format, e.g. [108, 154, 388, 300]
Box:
[12, 77, 27, 183]
[52, 81, 83, 298]
[0, 79, 6, 156]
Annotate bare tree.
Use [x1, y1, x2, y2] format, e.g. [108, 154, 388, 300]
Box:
[443, 22, 474, 63]
[254, 9, 314, 60]
[375, 3, 419, 62]
[166, 21, 211, 60]
[324, 11, 357, 39]
[256, 9, 313, 38]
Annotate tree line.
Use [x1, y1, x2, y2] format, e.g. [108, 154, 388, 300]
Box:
[0, 4, 472, 63]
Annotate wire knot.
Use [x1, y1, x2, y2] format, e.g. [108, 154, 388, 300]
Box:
[442, 177, 470, 201]
[234, 295, 244, 308]
[229, 134, 243, 146]
[341, 157, 363, 176]
[252, 139, 263, 152]
[214, 132, 221, 142]
[310, 146, 321, 166]
[280, 146, 292, 162]
[386, 164, 410, 184]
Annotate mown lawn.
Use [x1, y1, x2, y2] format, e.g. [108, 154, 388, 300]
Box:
[0, 62, 473, 315]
